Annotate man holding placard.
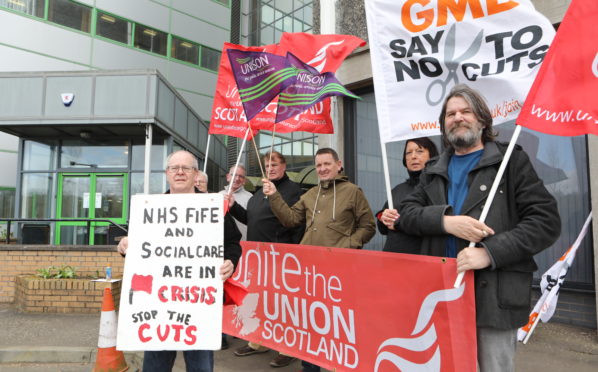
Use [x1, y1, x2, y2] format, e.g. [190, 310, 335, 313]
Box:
[398, 85, 560, 372]
[117, 150, 241, 372]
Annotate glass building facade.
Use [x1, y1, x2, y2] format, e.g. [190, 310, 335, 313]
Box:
[241, 0, 318, 181]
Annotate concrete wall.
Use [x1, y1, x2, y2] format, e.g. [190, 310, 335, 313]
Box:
[0, 1, 229, 119]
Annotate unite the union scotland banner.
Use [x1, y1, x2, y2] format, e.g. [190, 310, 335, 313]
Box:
[223, 242, 477, 372]
[365, 0, 556, 143]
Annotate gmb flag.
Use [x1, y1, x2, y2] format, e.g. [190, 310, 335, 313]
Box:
[276, 52, 360, 123]
[365, 0, 555, 143]
[518, 213, 592, 342]
[227, 49, 297, 122]
[517, 0, 598, 136]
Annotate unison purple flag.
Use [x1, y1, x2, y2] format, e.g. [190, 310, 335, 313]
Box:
[227, 49, 297, 121]
[276, 52, 359, 123]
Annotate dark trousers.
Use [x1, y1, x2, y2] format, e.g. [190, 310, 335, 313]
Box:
[142, 350, 213, 372]
[301, 360, 320, 372]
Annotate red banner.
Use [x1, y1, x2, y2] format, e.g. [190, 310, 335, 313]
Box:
[224, 242, 477, 372]
[209, 33, 365, 137]
[517, 0, 598, 136]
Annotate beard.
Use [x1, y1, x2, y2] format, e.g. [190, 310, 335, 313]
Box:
[446, 122, 483, 151]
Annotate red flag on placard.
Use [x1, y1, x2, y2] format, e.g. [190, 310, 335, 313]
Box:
[517, 0, 598, 136]
[278, 32, 366, 73]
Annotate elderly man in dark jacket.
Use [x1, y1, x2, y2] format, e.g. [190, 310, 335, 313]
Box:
[118, 150, 241, 372]
[399, 85, 560, 372]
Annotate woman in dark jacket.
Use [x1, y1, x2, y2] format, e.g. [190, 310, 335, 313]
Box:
[377, 137, 438, 253]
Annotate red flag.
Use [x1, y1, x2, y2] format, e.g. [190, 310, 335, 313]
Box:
[210, 34, 364, 136]
[517, 0, 598, 136]
[131, 274, 153, 294]
[278, 32, 366, 73]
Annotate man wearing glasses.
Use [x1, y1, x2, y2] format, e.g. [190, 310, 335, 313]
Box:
[219, 165, 252, 241]
[117, 150, 241, 372]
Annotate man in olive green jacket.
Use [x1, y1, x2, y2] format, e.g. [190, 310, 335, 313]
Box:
[262, 147, 375, 372]
[263, 147, 376, 249]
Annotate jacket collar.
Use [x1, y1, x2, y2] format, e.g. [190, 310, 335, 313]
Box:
[426, 141, 503, 178]
[272, 173, 289, 187]
[319, 174, 348, 189]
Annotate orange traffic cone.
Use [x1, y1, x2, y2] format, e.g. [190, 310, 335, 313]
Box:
[92, 287, 128, 372]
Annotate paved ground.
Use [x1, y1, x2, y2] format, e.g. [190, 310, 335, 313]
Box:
[0, 303, 596, 371]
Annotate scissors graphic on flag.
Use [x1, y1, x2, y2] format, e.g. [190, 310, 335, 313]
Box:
[426, 24, 484, 106]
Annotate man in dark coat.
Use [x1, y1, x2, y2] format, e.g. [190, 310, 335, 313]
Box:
[117, 150, 241, 372]
[399, 85, 560, 372]
[226, 150, 303, 368]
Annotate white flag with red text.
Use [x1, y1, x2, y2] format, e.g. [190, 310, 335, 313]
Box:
[365, 0, 555, 143]
[517, 212, 592, 342]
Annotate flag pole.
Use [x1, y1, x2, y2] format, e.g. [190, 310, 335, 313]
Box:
[267, 123, 277, 177]
[203, 135, 211, 174]
[380, 141, 394, 210]
[522, 313, 542, 344]
[454, 124, 523, 288]
[246, 123, 266, 179]
[227, 128, 250, 198]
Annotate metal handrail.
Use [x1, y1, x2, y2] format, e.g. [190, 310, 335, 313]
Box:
[0, 218, 128, 244]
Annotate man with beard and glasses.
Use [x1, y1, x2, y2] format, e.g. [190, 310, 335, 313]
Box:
[398, 84, 560, 372]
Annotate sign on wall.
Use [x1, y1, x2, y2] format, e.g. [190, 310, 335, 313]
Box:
[224, 242, 477, 371]
[117, 193, 224, 350]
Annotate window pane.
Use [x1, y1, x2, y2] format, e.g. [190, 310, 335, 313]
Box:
[60, 139, 128, 168]
[48, 0, 91, 33]
[130, 172, 166, 195]
[0, 0, 44, 17]
[95, 175, 124, 218]
[131, 140, 167, 171]
[21, 173, 53, 218]
[0, 188, 15, 218]
[23, 140, 56, 171]
[134, 24, 167, 56]
[200, 46, 220, 71]
[172, 37, 199, 65]
[97, 11, 131, 44]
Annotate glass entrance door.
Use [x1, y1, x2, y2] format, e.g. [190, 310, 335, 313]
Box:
[56, 173, 128, 245]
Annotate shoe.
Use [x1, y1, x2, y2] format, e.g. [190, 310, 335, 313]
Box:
[269, 354, 296, 368]
[234, 344, 269, 357]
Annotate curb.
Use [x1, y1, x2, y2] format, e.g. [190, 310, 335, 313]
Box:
[0, 347, 145, 370]
[0, 347, 94, 364]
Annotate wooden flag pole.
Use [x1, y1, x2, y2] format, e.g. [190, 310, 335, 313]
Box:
[227, 128, 250, 198]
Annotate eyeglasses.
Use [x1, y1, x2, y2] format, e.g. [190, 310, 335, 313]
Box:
[166, 165, 196, 173]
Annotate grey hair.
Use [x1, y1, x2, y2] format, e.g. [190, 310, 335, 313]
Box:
[197, 170, 208, 183]
[166, 150, 199, 169]
[438, 84, 497, 148]
[229, 164, 246, 174]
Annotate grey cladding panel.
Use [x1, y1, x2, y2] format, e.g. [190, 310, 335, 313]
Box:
[174, 98, 188, 138]
[157, 80, 175, 128]
[45, 76, 93, 117]
[187, 114, 199, 149]
[95, 75, 149, 117]
[0, 77, 43, 117]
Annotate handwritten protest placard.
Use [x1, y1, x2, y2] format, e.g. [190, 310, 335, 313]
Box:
[117, 193, 224, 350]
